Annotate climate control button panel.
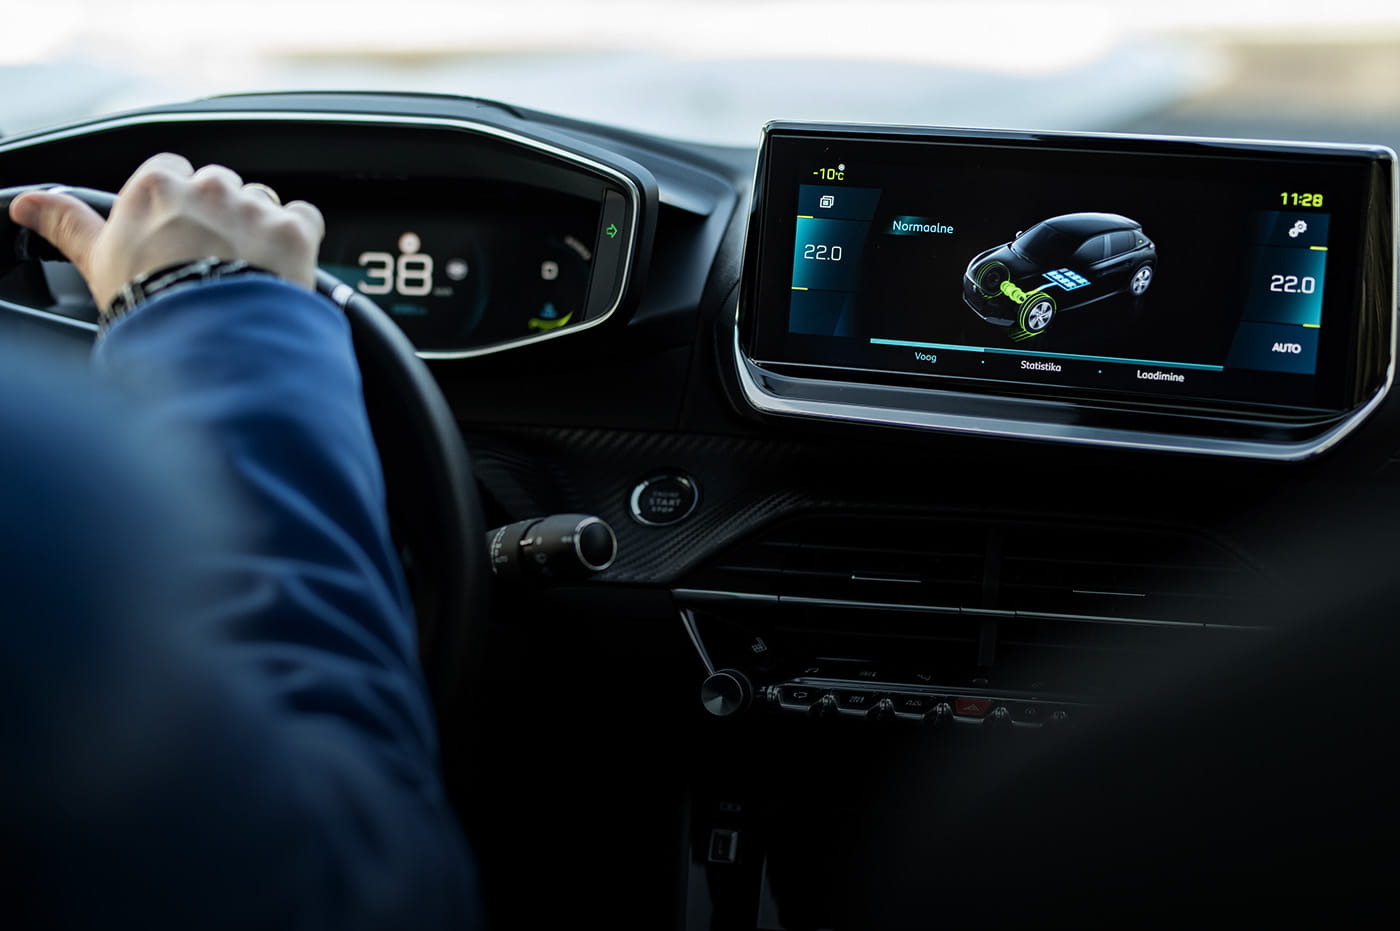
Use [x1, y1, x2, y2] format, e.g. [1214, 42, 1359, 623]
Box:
[763, 680, 1087, 728]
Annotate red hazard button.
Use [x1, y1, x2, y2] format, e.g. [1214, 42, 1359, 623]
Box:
[954, 697, 995, 717]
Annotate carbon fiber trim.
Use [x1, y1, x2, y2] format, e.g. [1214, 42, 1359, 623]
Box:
[463, 425, 1262, 589]
[467, 428, 836, 584]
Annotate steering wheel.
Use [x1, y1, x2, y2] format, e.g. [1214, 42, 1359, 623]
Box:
[0, 184, 489, 726]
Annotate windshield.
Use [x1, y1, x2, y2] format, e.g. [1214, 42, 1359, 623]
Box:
[1010, 223, 1083, 265]
[4, 0, 1400, 147]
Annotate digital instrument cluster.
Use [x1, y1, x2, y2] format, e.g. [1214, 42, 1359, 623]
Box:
[314, 180, 606, 354]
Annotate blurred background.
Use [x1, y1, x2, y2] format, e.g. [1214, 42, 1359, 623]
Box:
[2, 0, 1399, 149]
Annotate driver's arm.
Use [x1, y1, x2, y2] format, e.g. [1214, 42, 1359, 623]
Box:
[7, 156, 480, 928]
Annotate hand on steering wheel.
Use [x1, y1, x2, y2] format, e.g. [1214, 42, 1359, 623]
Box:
[7, 153, 324, 315]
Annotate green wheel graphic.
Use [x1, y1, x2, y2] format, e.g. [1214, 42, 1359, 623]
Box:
[1016, 292, 1056, 337]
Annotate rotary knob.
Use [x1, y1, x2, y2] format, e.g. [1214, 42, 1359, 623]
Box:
[700, 669, 753, 717]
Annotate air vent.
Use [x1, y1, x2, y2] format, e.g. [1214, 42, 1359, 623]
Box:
[998, 523, 1258, 624]
[684, 513, 1262, 626]
[691, 514, 988, 607]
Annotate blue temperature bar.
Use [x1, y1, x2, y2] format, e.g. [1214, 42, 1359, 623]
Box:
[869, 338, 1225, 372]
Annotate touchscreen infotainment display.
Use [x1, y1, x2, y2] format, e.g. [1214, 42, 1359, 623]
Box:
[743, 125, 1396, 416]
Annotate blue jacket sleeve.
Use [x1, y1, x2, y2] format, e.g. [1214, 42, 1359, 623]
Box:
[76, 277, 480, 928]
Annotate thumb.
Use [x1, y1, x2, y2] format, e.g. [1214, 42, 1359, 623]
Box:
[8, 190, 106, 274]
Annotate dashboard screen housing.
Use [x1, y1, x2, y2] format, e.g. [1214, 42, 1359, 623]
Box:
[738, 124, 1396, 452]
[311, 179, 602, 353]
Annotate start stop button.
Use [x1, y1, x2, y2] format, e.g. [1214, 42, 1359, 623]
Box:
[629, 472, 700, 526]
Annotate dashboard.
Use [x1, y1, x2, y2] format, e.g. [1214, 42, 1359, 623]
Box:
[1, 92, 1396, 929]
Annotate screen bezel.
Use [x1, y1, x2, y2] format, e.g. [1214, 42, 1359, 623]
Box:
[737, 123, 1396, 440]
[296, 177, 605, 353]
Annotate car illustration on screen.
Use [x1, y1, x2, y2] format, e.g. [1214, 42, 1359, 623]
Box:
[962, 212, 1156, 339]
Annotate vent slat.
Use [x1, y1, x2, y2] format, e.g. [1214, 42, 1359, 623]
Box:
[685, 514, 1260, 627]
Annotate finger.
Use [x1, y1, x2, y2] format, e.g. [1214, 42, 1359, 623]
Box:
[283, 200, 326, 242]
[118, 152, 195, 201]
[243, 183, 281, 207]
[137, 152, 195, 176]
[190, 163, 243, 201]
[8, 190, 106, 273]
